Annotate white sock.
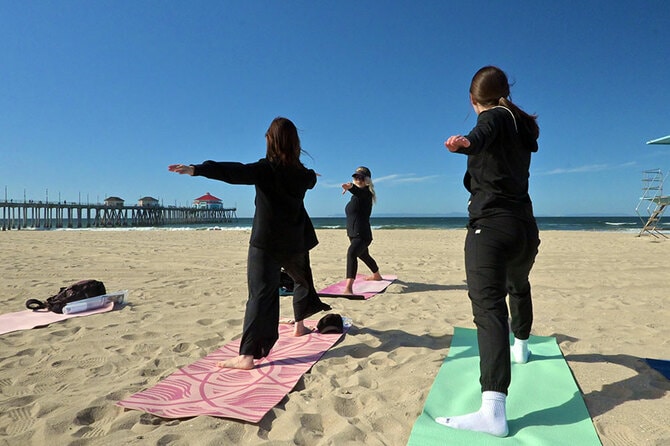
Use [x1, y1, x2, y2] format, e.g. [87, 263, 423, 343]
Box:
[435, 391, 509, 437]
[511, 337, 530, 364]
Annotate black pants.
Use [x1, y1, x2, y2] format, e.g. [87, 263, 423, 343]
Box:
[464, 216, 540, 394]
[240, 246, 331, 359]
[346, 237, 379, 279]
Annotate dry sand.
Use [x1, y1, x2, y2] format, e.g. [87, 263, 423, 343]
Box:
[0, 228, 668, 445]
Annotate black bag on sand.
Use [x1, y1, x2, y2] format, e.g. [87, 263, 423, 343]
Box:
[26, 280, 107, 313]
[317, 313, 344, 334]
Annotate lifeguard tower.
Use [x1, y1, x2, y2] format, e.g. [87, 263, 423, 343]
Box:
[636, 135, 670, 237]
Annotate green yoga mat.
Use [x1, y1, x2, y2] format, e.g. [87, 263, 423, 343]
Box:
[408, 327, 601, 445]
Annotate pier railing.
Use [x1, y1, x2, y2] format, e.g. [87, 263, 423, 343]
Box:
[1, 201, 237, 230]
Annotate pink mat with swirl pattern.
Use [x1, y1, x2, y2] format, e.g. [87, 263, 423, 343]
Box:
[116, 320, 347, 422]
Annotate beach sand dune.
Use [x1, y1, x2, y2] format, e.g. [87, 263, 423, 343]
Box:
[0, 229, 668, 445]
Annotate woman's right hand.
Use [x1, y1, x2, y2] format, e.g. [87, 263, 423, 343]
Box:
[444, 135, 471, 152]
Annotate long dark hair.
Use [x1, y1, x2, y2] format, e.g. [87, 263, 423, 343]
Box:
[470, 66, 539, 139]
[265, 117, 305, 167]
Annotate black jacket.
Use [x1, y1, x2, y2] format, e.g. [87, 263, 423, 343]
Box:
[456, 106, 538, 221]
[345, 185, 373, 240]
[193, 158, 318, 254]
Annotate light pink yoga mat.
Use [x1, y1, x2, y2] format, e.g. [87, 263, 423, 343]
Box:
[317, 274, 397, 299]
[0, 303, 114, 335]
[116, 320, 348, 422]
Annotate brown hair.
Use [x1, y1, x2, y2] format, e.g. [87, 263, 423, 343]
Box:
[470, 66, 539, 139]
[265, 117, 304, 167]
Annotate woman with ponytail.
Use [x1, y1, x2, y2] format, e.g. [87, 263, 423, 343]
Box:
[436, 66, 541, 437]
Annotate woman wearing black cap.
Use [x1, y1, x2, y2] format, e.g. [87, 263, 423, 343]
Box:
[341, 166, 383, 294]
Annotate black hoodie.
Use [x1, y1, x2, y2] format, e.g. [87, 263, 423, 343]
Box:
[193, 158, 318, 254]
[345, 184, 374, 241]
[455, 106, 538, 221]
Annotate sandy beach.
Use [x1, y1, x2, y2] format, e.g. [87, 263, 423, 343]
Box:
[0, 228, 668, 445]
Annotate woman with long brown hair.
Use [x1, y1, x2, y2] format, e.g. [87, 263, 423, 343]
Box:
[169, 116, 331, 369]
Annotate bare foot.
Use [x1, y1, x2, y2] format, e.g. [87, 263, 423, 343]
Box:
[365, 272, 383, 281]
[342, 278, 355, 294]
[293, 320, 314, 336]
[217, 355, 255, 370]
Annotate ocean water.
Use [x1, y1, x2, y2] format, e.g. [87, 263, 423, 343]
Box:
[164, 216, 656, 233]
[6, 216, 662, 233]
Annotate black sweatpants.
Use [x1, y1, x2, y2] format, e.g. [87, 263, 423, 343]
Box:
[240, 246, 331, 359]
[464, 216, 540, 394]
[346, 237, 379, 279]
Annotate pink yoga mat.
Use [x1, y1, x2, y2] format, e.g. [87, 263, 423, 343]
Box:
[116, 320, 347, 422]
[318, 274, 397, 299]
[0, 303, 114, 335]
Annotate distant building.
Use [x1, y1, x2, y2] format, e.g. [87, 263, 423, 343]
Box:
[104, 196, 124, 207]
[138, 196, 160, 207]
[194, 192, 223, 209]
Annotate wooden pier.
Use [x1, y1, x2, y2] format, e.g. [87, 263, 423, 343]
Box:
[1, 201, 238, 230]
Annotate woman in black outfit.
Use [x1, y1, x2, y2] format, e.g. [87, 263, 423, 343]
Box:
[341, 166, 383, 295]
[435, 66, 540, 437]
[168, 117, 331, 370]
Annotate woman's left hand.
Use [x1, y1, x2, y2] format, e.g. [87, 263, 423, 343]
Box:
[168, 164, 195, 175]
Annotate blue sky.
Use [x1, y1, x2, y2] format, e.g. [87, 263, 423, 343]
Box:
[1, 1, 669, 218]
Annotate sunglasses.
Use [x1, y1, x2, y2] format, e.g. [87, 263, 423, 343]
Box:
[352, 174, 365, 180]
